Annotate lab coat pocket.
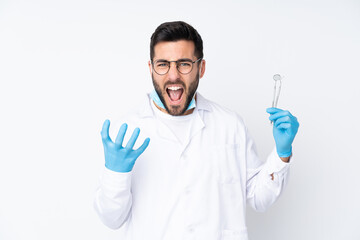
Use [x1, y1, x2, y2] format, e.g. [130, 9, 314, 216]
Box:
[212, 144, 243, 184]
[221, 229, 248, 240]
[212, 145, 247, 231]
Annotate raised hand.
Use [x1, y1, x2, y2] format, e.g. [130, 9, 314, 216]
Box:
[101, 120, 150, 172]
[267, 108, 299, 158]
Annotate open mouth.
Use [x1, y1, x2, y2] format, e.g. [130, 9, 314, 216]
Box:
[166, 86, 184, 105]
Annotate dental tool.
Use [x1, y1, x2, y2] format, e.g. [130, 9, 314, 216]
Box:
[271, 74, 283, 124]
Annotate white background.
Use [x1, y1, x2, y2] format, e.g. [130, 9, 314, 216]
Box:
[1, 0, 359, 239]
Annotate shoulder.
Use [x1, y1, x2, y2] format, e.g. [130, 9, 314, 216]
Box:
[198, 94, 248, 144]
[199, 93, 246, 127]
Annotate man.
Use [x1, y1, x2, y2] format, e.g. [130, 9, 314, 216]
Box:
[94, 21, 299, 240]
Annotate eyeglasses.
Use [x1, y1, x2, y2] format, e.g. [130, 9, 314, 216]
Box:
[151, 58, 202, 75]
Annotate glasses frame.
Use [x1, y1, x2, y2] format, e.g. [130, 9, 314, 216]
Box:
[151, 58, 202, 75]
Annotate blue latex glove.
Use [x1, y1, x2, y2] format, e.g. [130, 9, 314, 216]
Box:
[267, 108, 299, 158]
[101, 120, 150, 172]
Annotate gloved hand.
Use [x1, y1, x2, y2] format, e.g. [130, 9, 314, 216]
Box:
[101, 120, 150, 172]
[266, 108, 299, 158]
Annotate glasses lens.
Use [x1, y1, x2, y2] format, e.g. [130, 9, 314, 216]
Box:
[154, 61, 170, 75]
[153, 60, 198, 75]
[177, 61, 193, 74]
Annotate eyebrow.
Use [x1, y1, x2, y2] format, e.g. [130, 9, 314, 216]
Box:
[154, 59, 168, 63]
[154, 58, 193, 62]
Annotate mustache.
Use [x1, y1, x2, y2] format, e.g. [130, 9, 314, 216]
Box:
[164, 80, 186, 89]
[150, 74, 186, 90]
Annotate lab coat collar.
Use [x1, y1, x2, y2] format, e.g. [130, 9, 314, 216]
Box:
[138, 92, 212, 118]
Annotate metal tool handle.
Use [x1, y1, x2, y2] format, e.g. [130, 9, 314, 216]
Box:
[271, 74, 283, 124]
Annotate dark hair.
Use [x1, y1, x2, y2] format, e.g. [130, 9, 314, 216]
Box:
[150, 21, 203, 61]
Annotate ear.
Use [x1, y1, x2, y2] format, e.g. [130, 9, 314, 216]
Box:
[199, 59, 206, 78]
[148, 60, 152, 74]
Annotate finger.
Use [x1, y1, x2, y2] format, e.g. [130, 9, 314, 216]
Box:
[101, 120, 112, 143]
[269, 110, 293, 121]
[266, 107, 284, 114]
[134, 138, 150, 156]
[274, 116, 291, 128]
[125, 127, 140, 149]
[115, 123, 128, 147]
[275, 122, 291, 130]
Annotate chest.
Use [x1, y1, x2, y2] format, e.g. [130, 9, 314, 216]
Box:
[130, 120, 247, 196]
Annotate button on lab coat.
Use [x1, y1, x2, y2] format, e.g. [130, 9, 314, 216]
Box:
[94, 93, 291, 240]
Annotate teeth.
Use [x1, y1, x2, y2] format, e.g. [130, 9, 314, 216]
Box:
[167, 86, 182, 91]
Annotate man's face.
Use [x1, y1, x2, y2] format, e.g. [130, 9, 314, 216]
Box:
[149, 40, 205, 116]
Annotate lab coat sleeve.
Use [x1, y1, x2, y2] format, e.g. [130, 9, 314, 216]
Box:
[245, 127, 291, 212]
[94, 167, 133, 229]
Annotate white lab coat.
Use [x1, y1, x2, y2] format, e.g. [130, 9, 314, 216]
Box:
[94, 93, 291, 240]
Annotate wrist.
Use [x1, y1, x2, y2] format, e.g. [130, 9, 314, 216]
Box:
[105, 162, 133, 173]
[280, 156, 291, 163]
[276, 146, 292, 158]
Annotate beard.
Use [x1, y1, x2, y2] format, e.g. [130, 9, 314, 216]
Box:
[152, 72, 199, 116]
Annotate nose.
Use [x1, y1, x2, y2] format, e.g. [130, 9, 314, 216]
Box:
[167, 62, 180, 80]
